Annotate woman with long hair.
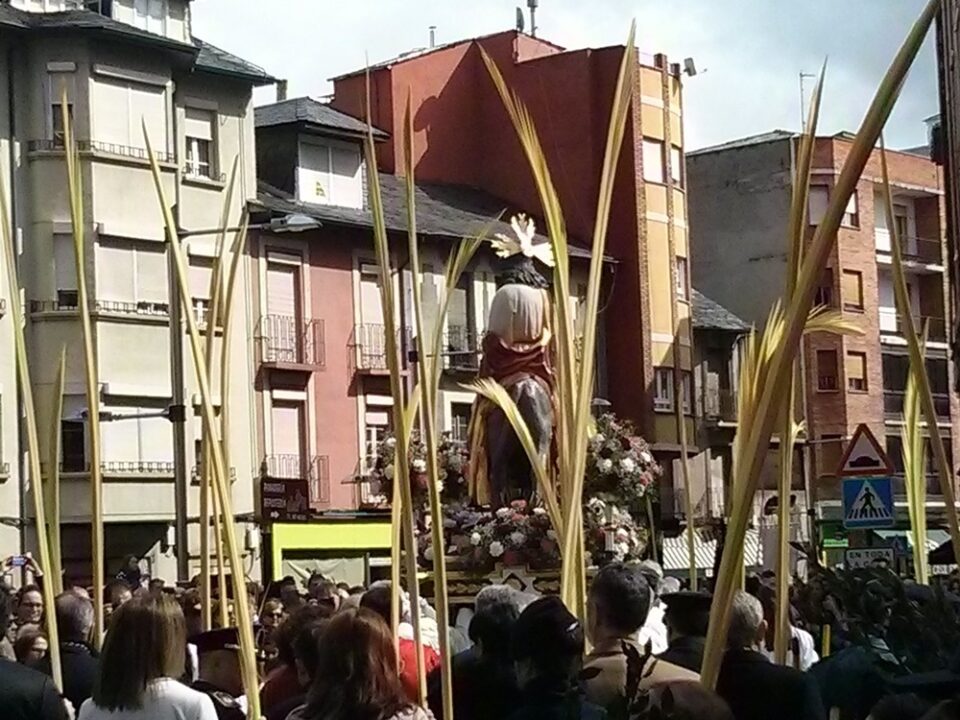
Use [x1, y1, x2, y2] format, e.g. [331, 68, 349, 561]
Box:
[290, 607, 432, 720]
[78, 594, 217, 720]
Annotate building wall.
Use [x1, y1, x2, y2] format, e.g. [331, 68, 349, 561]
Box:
[6, 34, 260, 581]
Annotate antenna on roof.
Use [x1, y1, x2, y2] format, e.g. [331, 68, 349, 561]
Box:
[515, 7, 525, 33]
[429, 25, 437, 48]
[527, 0, 538, 37]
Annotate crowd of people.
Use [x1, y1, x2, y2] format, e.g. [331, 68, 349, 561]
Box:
[1, 558, 960, 720]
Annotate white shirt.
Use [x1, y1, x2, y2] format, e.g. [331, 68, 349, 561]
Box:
[637, 603, 669, 655]
[78, 678, 218, 720]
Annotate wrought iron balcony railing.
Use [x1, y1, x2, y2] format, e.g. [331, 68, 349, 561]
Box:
[260, 454, 321, 480]
[351, 323, 412, 372]
[256, 314, 325, 368]
[884, 390, 951, 418]
[443, 325, 481, 371]
[28, 138, 175, 164]
[50, 460, 176, 476]
[876, 235, 944, 265]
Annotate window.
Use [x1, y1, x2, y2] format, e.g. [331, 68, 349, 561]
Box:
[53, 234, 78, 308]
[675, 256, 689, 301]
[95, 238, 168, 312]
[92, 77, 167, 152]
[843, 191, 860, 228]
[841, 270, 864, 311]
[893, 203, 910, 239]
[681, 371, 693, 414]
[670, 146, 683, 186]
[48, 71, 75, 147]
[184, 108, 214, 179]
[846, 351, 868, 392]
[817, 349, 838, 391]
[364, 407, 392, 473]
[642, 139, 665, 184]
[815, 268, 834, 307]
[808, 185, 829, 225]
[61, 420, 86, 472]
[450, 403, 472, 443]
[133, 0, 166, 34]
[297, 138, 363, 208]
[654, 368, 674, 411]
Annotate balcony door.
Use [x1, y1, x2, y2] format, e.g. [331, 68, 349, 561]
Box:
[266, 259, 301, 363]
[271, 401, 304, 479]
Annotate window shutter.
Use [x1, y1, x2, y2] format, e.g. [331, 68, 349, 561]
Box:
[271, 403, 303, 457]
[841, 270, 863, 308]
[846, 352, 866, 381]
[53, 235, 77, 292]
[136, 245, 167, 303]
[96, 241, 135, 301]
[189, 260, 213, 301]
[808, 186, 829, 225]
[128, 82, 166, 150]
[266, 262, 298, 317]
[184, 108, 213, 141]
[642, 140, 665, 184]
[93, 78, 132, 146]
[330, 146, 362, 207]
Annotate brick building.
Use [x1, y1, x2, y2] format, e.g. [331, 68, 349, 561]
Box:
[688, 131, 957, 538]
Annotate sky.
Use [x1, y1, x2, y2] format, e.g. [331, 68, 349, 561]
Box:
[191, 0, 940, 152]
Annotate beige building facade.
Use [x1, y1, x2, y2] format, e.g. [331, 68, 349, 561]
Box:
[0, 0, 272, 583]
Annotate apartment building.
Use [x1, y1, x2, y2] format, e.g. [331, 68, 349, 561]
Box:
[249, 96, 595, 582]
[329, 30, 695, 518]
[0, 0, 272, 582]
[688, 131, 957, 538]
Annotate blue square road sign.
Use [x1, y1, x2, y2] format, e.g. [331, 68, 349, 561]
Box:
[842, 476, 895, 530]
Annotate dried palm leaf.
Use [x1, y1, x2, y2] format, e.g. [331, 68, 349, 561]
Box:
[45, 346, 67, 596]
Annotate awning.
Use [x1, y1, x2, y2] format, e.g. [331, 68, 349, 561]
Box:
[662, 528, 763, 574]
[874, 528, 950, 552]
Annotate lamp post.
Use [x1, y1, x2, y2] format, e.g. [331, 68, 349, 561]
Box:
[169, 212, 321, 581]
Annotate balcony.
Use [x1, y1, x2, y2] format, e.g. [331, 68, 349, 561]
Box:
[49, 461, 176, 477]
[351, 324, 412, 373]
[703, 388, 738, 425]
[255, 315, 325, 370]
[27, 139, 175, 164]
[876, 234, 944, 267]
[260, 454, 328, 508]
[29, 299, 170, 318]
[443, 325, 481, 372]
[879, 313, 948, 344]
[884, 390, 951, 419]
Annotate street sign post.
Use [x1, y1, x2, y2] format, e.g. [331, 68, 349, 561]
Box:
[260, 479, 310, 523]
[844, 547, 895, 569]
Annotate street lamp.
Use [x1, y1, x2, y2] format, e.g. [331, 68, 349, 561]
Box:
[176, 212, 321, 239]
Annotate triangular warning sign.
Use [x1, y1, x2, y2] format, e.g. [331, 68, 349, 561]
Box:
[845, 479, 894, 522]
[837, 424, 893, 476]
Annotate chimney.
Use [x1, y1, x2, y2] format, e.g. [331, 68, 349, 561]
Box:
[276, 79, 288, 103]
[429, 25, 437, 48]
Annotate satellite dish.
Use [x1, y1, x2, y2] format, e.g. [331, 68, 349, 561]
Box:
[683, 58, 697, 76]
[516, 7, 525, 32]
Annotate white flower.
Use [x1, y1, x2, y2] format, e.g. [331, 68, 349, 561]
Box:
[509, 531, 526, 546]
[599, 458, 614, 474]
[412, 458, 427, 473]
[533, 507, 547, 516]
[640, 450, 652, 464]
[437, 480, 445, 493]
[496, 507, 513, 519]
[546, 529, 558, 541]
[489, 541, 505, 558]
[615, 541, 630, 559]
[620, 457, 636, 473]
[423, 545, 435, 561]
[386, 437, 397, 449]
[470, 532, 482, 546]
[384, 464, 395, 480]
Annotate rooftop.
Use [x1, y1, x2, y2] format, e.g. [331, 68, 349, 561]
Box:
[254, 175, 594, 260]
[691, 289, 751, 332]
[688, 129, 796, 157]
[255, 97, 388, 139]
[0, 5, 272, 84]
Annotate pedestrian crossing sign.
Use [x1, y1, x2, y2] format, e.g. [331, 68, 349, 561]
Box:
[842, 476, 895, 529]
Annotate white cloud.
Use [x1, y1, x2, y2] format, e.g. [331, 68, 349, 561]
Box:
[192, 0, 938, 150]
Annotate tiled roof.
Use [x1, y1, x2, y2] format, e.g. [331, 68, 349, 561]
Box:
[255, 97, 387, 138]
[691, 289, 751, 332]
[0, 6, 272, 84]
[194, 39, 274, 85]
[688, 129, 796, 157]
[254, 175, 595, 260]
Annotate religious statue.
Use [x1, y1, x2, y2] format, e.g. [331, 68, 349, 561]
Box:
[468, 215, 556, 508]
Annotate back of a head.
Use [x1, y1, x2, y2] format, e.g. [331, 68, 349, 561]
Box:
[93, 594, 186, 711]
[306, 607, 407, 720]
[56, 590, 95, 643]
[275, 604, 332, 667]
[727, 591, 764, 651]
[512, 595, 584, 681]
[470, 586, 520, 658]
[869, 693, 931, 720]
[291, 617, 329, 680]
[590, 562, 651, 636]
[360, 583, 393, 627]
[645, 681, 734, 720]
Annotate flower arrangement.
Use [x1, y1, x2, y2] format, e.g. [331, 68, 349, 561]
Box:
[585, 413, 660, 515]
[368, 431, 470, 507]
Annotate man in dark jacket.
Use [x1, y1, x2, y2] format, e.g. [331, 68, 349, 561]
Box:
[0, 584, 68, 720]
[658, 591, 711, 672]
[717, 591, 825, 720]
[427, 585, 522, 720]
[36, 591, 98, 709]
[191, 628, 246, 720]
